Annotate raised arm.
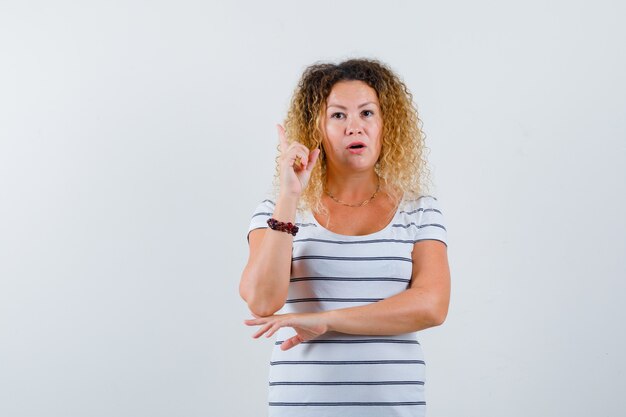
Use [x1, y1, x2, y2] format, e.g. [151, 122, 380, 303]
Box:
[239, 196, 298, 317]
[239, 125, 320, 317]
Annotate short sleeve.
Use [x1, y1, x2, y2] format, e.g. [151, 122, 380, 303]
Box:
[247, 199, 276, 238]
[408, 196, 448, 246]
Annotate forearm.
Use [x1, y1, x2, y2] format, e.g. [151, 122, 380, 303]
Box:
[240, 194, 298, 316]
[323, 287, 449, 336]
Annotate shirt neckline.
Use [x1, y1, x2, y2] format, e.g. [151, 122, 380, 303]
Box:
[308, 202, 402, 239]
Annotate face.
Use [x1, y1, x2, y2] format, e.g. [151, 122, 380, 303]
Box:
[322, 80, 383, 174]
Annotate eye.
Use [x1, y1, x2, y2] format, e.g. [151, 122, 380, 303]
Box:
[361, 109, 374, 117]
[330, 112, 345, 120]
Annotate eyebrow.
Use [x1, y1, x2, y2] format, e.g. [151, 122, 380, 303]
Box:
[326, 101, 379, 110]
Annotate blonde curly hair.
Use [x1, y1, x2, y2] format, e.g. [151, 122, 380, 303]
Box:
[279, 58, 430, 214]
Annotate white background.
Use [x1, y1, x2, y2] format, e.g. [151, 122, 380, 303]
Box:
[1, 1, 625, 416]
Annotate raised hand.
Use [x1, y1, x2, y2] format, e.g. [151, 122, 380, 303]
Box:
[245, 312, 329, 351]
[277, 124, 320, 198]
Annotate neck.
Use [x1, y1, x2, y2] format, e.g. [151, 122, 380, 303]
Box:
[325, 169, 380, 202]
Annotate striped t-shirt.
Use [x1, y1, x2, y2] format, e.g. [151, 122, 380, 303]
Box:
[248, 196, 447, 417]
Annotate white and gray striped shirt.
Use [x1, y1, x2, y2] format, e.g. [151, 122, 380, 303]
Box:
[248, 195, 447, 417]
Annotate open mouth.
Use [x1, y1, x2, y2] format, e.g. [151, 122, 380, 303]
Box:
[347, 142, 366, 149]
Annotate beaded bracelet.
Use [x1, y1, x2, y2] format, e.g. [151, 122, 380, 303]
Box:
[267, 218, 299, 236]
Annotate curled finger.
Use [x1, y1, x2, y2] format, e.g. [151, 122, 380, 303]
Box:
[294, 152, 308, 170]
[286, 144, 310, 169]
[280, 335, 304, 351]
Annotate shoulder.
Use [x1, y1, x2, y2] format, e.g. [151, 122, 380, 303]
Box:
[252, 198, 276, 216]
[247, 198, 313, 234]
[396, 195, 447, 245]
[398, 195, 442, 215]
[247, 198, 276, 234]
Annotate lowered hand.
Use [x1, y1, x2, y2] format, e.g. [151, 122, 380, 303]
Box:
[245, 312, 329, 351]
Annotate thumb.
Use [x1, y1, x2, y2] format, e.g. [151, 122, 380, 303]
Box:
[305, 148, 321, 173]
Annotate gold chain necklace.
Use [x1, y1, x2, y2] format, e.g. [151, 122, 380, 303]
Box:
[324, 180, 380, 208]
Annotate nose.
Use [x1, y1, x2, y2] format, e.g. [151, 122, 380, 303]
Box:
[346, 117, 363, 135]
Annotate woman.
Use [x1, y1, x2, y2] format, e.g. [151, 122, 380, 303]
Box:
[240, 59, 450, 417]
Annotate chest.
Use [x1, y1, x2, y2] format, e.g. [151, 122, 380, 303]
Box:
[292, 208, 415, 284]
[289, 224, 415, 308]
[313, 200, 397, 236]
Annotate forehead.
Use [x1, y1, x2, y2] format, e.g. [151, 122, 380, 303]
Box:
[326, 80, 379, 106]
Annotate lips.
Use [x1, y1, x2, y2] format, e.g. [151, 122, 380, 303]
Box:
[346, 141, 367, 155]
[347, 141, 366, 149]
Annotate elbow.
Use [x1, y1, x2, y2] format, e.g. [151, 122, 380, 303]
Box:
[251, 305, 283, 318]
[243, 296, 284, 317]
[239, 273, 285, 317]
[418, 296, 449, 329]
[428, 299, 449, 327]
[430, 307, 448, 327]
[416, 308, 446, 330]
[406, 286, 450, 330]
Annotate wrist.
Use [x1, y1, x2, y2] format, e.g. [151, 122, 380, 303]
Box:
[273, 194, 299, 222]
[321, 310, 338, 333]
[267, 218, 299, 236]
[277, 191, 300, 204]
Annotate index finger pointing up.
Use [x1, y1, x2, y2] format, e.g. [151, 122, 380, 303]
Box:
[277, 124, 288, 154]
